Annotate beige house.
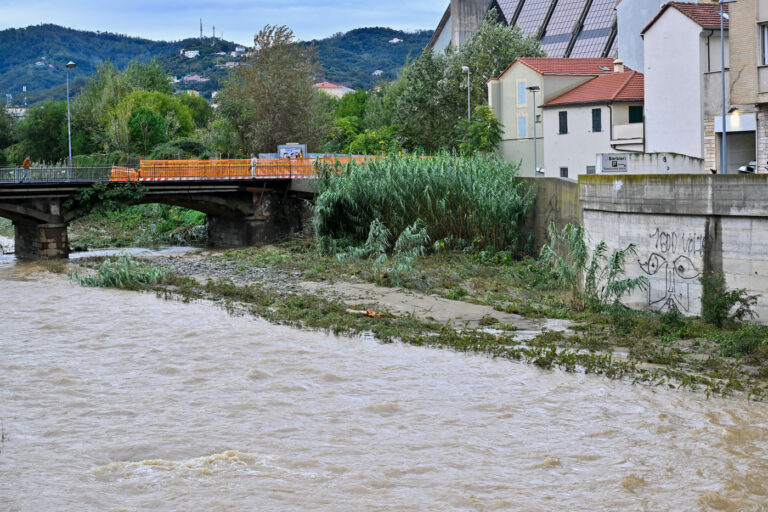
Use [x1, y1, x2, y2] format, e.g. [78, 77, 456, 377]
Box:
[487, 58, 615, 176]
[313, 82, 354, 99]
[730, 0, 768, 173]
[541, 65, 644, 179]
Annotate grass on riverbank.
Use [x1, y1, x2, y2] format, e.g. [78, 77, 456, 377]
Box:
[68, 204, 206, 249]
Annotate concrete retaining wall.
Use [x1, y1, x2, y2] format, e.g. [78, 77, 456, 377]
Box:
[580, 174, 768, 321]
[521, 177, 581, 252]
[596, 152, 706, 175]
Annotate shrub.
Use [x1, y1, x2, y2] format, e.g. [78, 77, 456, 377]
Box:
[77, 253, 170, 289]
[711, 323, 768, 358]
[540, 222, 648, 311]
[700, 272, 759, 327]
[148, 138, 212, 160]
[314, 152, 534, 254]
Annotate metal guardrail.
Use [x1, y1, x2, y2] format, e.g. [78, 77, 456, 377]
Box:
[0, 167, 114, 184]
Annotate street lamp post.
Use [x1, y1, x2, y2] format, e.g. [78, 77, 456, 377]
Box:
[527, 85, 540, 176]
[66, 61, 76, 179]
[461, 66, 471, 123]
[719, 1, 734, 174]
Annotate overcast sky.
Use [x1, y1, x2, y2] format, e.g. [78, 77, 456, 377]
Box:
[1, 0, 447, 44]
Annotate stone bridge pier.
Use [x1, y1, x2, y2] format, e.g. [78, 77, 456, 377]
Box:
[202, 190, 314, 248]
[0, 197, 72, 260]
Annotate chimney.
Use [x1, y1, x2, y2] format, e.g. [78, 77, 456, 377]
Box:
[613, 59, 625, 73]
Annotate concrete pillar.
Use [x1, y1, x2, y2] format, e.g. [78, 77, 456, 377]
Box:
[207, 196, 314, 248]
[14, 222, 69, 260]
[450, 0, 489, 48]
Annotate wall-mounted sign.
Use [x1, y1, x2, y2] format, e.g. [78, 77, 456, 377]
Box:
[278, 144, 307, 159]
[601, 154, 628, 172]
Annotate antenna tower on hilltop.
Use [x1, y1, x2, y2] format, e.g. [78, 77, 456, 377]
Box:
[200, 19, 203, 41]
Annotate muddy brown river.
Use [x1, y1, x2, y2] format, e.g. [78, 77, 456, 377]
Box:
[1, 253, 768, 511]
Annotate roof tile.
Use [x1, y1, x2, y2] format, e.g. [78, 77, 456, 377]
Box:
[543, 70, 644, 106]
[642, 2, 728, 35]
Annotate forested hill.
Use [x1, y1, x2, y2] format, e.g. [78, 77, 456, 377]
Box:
[307, 27, 433, 89]
[0, 24, 432, 104]
[0, 24, 186, 102]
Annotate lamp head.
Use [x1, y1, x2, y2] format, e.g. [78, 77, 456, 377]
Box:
[527, 86, 540, 92]
[461, 66, 470, 73]
[66, 61, 76, 69]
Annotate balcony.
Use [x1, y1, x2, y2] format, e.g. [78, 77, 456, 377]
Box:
[611, 122, 644, 151]
[612, 122, 644, 141]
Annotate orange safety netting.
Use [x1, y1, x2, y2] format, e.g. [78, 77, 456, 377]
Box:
[109, 157, 378, 182]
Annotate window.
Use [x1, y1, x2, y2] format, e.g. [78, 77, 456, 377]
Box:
[629, 106, 643, 124]
[560, 167, 569, 178]
[587, 165, 596, 175]
[517, 115, 527, 138]
[762, 25, 768, 66]
[558, 111, 568, 134]
[592, 108, 602, 132]
[517, 80, 527, 106]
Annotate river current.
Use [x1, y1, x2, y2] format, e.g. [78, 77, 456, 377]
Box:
[2, 251, 768, 511]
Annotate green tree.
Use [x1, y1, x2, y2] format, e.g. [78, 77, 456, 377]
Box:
[128, 107, 168, 154]
[458, 105, 503, 155]
[14, 100, 68, 163]
[178, 93, 213, 129]
[324, 116, 361, 153]
[347, 126, 401, 155]
[119, 90, 194, 139]
[217, 24, 331, 154]
[0, 108, 15, 150]
[335, 90, 368, 120]
[122, 60, 174, 95]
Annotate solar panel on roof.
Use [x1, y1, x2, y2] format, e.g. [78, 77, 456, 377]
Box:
[515, 0, 554, 36]
[540, 0, 587, 57]
[495, 0, 521, 23]
[567, 0, 616, 57]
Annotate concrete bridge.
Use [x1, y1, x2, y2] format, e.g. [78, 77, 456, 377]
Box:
[0, 171, 317, 259]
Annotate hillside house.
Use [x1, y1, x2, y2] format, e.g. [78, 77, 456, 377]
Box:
[313, 82, 354, 98]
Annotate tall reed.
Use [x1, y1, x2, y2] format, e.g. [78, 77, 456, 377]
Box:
[314, 153, 534, 252]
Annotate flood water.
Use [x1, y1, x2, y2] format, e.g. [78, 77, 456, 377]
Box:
[2, 252, 768, 511]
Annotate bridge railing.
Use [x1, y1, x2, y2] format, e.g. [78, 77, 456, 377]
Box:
[0, 167, 114, 184]
[0, 157, 379, 184]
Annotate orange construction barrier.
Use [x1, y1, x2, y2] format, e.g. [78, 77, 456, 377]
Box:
[108, 156, 380, 183]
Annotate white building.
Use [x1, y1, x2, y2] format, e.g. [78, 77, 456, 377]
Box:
[642, 2, 730, 171]
[184, 50, 200, 59]
[541, 64, 644, 179]
[487, 57, 616, 176]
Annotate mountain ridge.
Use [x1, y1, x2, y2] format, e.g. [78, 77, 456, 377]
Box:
[0, 24, 432, 105]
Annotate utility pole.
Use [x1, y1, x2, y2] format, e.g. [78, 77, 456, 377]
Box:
[719, 0, 734, 173]
[527, 86, 540, 176]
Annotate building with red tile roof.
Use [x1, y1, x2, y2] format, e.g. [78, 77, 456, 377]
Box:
[540, 63, 645, 179]
[642, 0, 729, 172]
[488, 58, 625, 176]
[641, 2, 728, 35]
[544, 70, 644, 107]
[313, 82, 354, 99]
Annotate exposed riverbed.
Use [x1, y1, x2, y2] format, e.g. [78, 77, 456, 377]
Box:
[2, 255, 768, 511]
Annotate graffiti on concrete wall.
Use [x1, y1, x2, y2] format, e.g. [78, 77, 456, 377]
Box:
[638, 228, 705, 311]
